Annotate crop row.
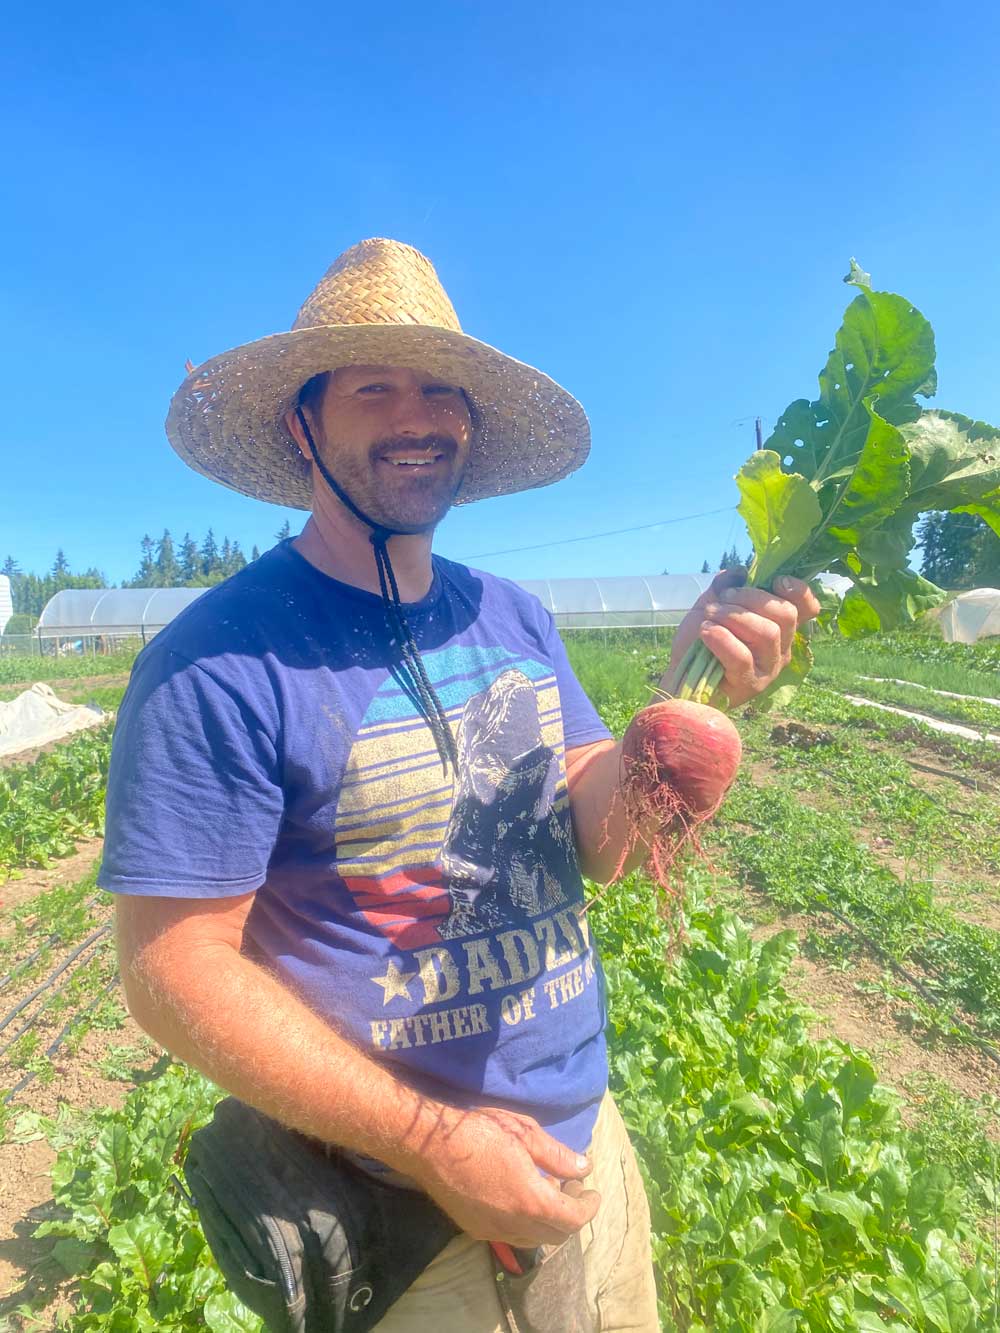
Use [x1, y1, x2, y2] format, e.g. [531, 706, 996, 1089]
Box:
[0, 726, 112, 876]
[811, 668, 1000, 737]
[8, 876, 996, 1330]
[0, 648, 140, 688]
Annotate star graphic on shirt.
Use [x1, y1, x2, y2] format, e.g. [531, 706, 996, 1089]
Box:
[371, 960, 418, 1006]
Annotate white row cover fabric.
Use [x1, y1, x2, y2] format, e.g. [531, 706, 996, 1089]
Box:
[0, 684, 105, 760]
[937, 588, 1000, 645]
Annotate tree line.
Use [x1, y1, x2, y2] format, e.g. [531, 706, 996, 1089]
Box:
[2, 523, 293, 623]
[3, 515, 995, 630]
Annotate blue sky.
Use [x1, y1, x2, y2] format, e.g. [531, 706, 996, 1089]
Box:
[3, 1, 998, 586]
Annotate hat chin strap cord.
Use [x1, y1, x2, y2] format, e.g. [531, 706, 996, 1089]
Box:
[296, 408, 459, 776]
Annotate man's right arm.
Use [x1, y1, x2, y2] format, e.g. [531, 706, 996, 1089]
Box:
[116, 893, 600, 1248]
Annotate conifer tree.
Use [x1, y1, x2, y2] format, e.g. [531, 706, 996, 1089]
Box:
[200, 529, 219, 576]
[156, 530, 181, 586]
[180, 533, 200, 582]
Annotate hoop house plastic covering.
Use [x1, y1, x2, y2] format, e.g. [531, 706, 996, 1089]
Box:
[37, 575, 714, 641]
[37, 588, 207, 640]
[937, 588, 1000, 644]
[516, 574, 714, 629]
[0, 575, 12, 634]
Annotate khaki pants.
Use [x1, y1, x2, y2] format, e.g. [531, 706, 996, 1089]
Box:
[373, 1093, 659, 1332]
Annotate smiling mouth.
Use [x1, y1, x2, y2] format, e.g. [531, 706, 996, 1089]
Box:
[380, 451, 447, 468]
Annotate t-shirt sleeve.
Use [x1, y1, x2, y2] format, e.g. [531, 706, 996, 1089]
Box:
[538, 610, 613, 750]
[98, 648, 284, 898]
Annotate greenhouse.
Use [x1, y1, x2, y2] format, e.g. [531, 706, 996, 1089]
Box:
[36, 587, 207, 652]
[516, 574, 714, 629]
[26, 575, 717, 654]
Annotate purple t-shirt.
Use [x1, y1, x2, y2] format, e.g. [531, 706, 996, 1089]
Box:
[99, 542, 613, 1151]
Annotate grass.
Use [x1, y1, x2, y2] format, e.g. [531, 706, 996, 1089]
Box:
[813, 633, 1000, 700]
[812, 665, 1000, 735]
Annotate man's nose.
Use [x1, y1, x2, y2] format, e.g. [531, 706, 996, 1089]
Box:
[391, 385, 437, 436]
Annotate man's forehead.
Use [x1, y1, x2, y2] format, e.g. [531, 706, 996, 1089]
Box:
[330, 364, 450, 386]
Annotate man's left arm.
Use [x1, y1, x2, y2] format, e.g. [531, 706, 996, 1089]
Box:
[566, 572, 821, 883]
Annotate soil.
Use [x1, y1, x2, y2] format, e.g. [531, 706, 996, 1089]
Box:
[0, 674, 131, 705]
[0, 840, 105, 932]
[0, 1015, 166, 1322]
[732, 888, 1000, 1108]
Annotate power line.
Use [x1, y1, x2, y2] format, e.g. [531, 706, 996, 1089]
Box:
[459, 505, 735, 561]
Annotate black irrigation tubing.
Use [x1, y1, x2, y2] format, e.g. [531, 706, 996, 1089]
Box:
[0, 891, 108, 994]
[0, 936, 115, 1060]
[2, 974, 121, 1107]
[0, 925, 112, 1036]
[820, 902, 1000, 1072]
[905, 759, 983, 792]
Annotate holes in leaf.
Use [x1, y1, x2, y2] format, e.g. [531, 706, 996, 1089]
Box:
[845, 362, 855, 371]
[793, 438, 804, 447]
[834, 382, 842, 390]
[783, 455, 794, 466]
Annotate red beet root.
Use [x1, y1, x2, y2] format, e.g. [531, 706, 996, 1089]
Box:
[613, 700, 742, 889]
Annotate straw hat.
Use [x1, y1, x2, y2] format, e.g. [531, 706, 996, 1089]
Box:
[165, 238, 591, 510]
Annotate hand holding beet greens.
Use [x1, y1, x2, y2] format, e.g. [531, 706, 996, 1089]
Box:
[668, 260, 1000, 708]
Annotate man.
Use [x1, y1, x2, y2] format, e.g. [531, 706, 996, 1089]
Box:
[102, 238, 818, 1331]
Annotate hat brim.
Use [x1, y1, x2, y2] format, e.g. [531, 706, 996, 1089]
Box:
[165, 324, 590, 510]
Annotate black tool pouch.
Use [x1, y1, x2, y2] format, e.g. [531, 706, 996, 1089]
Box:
[493, 1235, 598, 1333]
[183, 1096, 458, 1333]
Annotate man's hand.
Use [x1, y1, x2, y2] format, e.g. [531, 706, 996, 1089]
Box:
[668, 569, 821, 708]
[407, 1104, 600, 1247]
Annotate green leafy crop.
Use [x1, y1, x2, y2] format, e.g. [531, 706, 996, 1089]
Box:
[670, 266, 1000, 707]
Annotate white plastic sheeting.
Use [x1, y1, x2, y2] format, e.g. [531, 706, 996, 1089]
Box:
[37, 577, 714, 636]
[0, 684, 105, 760]
[516, 574, 714, 629]
[0, 575, 12, 635]
[37, 587, 207, 641]
[937, 588, 1000, 645]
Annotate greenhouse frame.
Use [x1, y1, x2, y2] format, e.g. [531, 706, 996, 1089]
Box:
[35, 587, 208, 652]
[28, 575, 716, 654]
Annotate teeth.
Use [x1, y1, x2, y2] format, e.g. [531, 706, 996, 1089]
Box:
[388, 457, 437, 466]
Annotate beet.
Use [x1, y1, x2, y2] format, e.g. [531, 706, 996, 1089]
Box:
[610, 700, 742, 890]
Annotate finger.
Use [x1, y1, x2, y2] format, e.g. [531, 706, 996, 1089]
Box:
[716, 587, 798, 654]
[530, 1183, 602, 1236]
[525, 1126, 592, 1180]
[704, 607, 783, 678]
[710, 566, 748, 596]
[773, 574, 822, 622]
[688, 566, 748, 618]
[700, 623, 757, 704]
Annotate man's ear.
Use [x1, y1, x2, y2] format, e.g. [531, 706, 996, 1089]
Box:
[284, 406, 308, 460]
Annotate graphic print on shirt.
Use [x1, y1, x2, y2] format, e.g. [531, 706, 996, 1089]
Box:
[334, 645, 578, 949]
[332, 643, 601, 1066]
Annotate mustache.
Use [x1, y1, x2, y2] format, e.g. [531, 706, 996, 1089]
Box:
[369, 433, 459, 461]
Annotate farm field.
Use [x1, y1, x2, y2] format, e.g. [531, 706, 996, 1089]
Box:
[0, 631, 998, 1330]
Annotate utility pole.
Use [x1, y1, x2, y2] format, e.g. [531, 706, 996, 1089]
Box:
[755, 416, 764, 450]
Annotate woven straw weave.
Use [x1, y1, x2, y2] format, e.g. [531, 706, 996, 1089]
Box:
[165, 238, 589, 511]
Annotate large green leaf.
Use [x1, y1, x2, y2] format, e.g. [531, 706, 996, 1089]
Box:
[766, 289, 935, 491]
[818, 403, 911, 553]
[837, 565, 947, 635]
[896, 409, 1000, 538]
[736, 451, 822, 586]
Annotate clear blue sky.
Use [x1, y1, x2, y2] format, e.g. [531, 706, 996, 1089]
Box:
[3, 1, 998, 586]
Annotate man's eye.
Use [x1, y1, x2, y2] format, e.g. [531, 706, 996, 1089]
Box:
[424, 384, 458, 396]
[357, 383, 389, 394]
